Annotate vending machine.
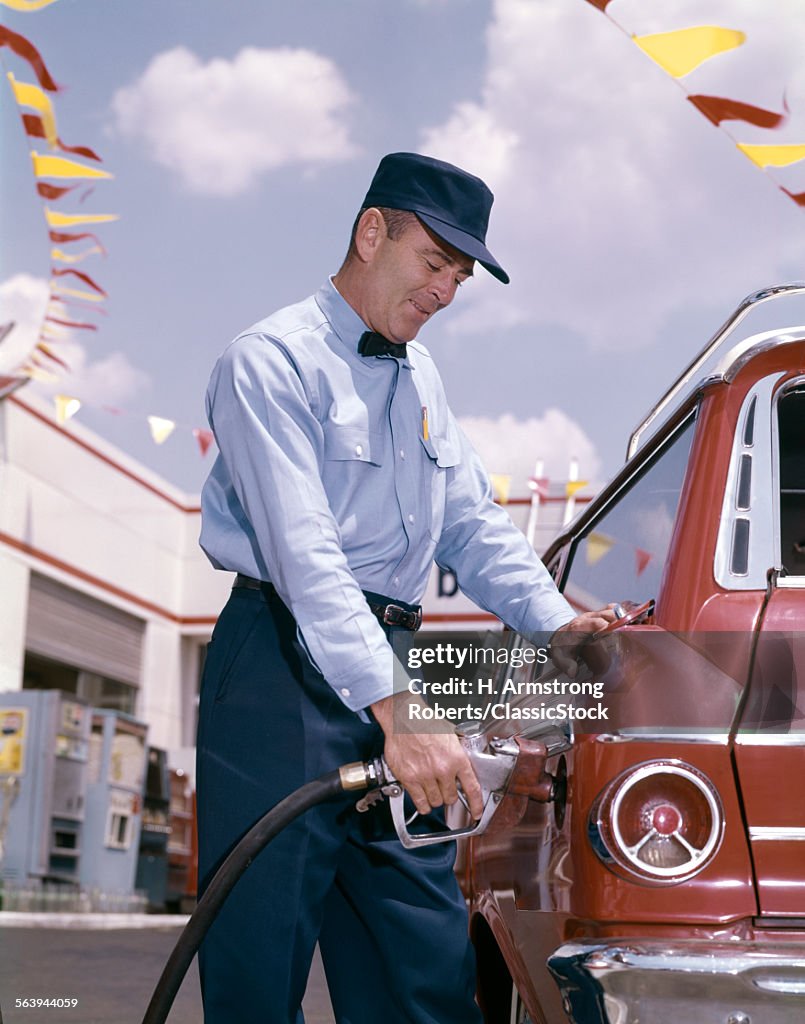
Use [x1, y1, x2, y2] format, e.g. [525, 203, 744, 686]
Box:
[79, 710, 148, 897]
[0, 690, 90, 887]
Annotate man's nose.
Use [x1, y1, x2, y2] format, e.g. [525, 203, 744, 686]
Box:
[431, 270, 458, 307]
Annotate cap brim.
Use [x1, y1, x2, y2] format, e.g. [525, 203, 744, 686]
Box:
[417, 212, 510, 285]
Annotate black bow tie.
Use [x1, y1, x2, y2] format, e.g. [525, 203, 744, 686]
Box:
[358, 331, 407, 359]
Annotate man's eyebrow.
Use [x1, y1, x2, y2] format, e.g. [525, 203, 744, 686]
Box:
[422, 246, 474, 276]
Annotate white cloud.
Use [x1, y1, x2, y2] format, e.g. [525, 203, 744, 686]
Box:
[458, 409, 602, 491]
[111, 46, 359, 196]
[0, 274, 50, 376]
[29, 337, 151, 406]
[0, 274, 150, 403]
[420, 0, 805, 351]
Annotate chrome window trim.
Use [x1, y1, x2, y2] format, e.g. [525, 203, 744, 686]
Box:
[628, 281, 805, 459]
[714, 372, 784, 590]
[777, 575, 805, 588]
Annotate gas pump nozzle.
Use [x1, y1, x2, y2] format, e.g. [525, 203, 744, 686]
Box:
[358, 726, 556, 849]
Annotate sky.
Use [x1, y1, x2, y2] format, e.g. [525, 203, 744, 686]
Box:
[2, 0, 805, 498]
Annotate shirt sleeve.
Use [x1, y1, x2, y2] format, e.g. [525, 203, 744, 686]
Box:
[434, 415, 576, 641]
[205, 332, 398, 712]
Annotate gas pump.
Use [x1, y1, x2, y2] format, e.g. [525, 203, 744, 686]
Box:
[0, 691, 90, 889]
[79, 710, 148, 900]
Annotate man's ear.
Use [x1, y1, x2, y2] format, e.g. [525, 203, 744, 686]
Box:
[353, 207, 386, 263]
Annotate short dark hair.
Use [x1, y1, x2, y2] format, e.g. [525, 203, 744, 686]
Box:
[341, 206, 418, 267]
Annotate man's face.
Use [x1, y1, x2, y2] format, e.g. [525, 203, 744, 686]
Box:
[363, 216, 474, 343]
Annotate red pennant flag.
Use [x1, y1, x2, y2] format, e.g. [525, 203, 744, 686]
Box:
[37, 182, 79, 201]
[582, 0, 613, 10]
[49, 230, 107, 250]
[21, 114, 102, 161]
[528, 476, 550, 498]
[51, 267, 107, 296]
[36, 343, 71, 370]
[45, 315, 98, 331]
[687, 94, 787, 129]
[781, 187, 805, 208]
[193, 428, 215, 457]
[635, 548, 652, 576]
[0, 26, 60, 92]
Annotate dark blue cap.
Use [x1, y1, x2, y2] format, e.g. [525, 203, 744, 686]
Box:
[361, 152, 509, 284]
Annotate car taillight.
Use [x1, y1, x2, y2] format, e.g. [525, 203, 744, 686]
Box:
[589, 760, 724, 884]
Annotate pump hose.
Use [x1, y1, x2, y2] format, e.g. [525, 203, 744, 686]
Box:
[142, 767, 362, 1024]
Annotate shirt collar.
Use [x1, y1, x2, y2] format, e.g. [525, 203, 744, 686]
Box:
[315, 277, 412, 368]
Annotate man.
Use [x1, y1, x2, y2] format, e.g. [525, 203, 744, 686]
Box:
[197, 152, 615, 1023]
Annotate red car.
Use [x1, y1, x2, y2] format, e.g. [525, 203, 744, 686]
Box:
[467, 284, 805, 1023]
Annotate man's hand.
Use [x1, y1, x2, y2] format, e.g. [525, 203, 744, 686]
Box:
[369, 692, 484, 819]
[549, 605, 620, 677]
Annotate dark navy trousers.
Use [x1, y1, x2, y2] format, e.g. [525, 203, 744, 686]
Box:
[196, 585, 482, 1024]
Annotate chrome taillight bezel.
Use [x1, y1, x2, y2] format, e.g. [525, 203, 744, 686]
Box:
[588, 759, 725, 885]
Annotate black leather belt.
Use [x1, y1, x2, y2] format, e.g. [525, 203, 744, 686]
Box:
[232, 574, 422, 632]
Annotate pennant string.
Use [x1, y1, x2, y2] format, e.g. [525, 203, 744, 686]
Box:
[585, 3, 805, 208]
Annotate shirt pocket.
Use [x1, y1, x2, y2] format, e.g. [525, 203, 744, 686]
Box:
[419, 433, 461, 540]
[324, 426, 384, 467]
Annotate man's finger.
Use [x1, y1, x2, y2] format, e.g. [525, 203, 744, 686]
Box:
[406, 782, 432, 816]
[456, 764, 484, 819]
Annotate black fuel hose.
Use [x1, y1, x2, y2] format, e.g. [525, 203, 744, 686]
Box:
[142, 768, 356, 1024]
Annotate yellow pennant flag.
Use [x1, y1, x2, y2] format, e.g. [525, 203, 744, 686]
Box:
[565, 479, 589, 498]
[633, 26, 745, 78]
[50, 246, 105, 264]
[32, 151, 112, 181]
[736, 143, 805, 169]
[489, 473, 512, 505]
[8, 74, 57, 147]
[54, 394, 81, 424]
[585, 532, 615, 566]
[45, 208, 118, 228]
[50, 285, 104, 303]
[21, 365, 58, 382]
[40, 323, 69, 339]
[0, 0, 61, 9]
[148, 416, 176, 445]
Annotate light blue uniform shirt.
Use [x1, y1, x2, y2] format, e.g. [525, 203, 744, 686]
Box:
[200, 279, 575, 712]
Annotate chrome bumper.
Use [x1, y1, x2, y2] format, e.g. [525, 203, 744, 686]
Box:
[547, 939, 805, 1024]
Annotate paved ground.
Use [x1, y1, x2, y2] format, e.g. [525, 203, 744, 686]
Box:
[0, 918, 334, 1024]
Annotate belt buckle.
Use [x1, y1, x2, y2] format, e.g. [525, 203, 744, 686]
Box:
[382, 604, 421, 631]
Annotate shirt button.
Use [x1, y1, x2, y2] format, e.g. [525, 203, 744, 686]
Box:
[393, 576, 400, 587]
[355, 444, 363, 456]
[407, 514, 415, 524]
[340, 687, 350, 697]
[399, 449, 406, 459]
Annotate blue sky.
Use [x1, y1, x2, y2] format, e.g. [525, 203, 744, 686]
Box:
[2, 0, 805, 495]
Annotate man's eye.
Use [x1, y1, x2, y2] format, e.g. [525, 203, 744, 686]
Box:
[426, 260, 441, 272]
